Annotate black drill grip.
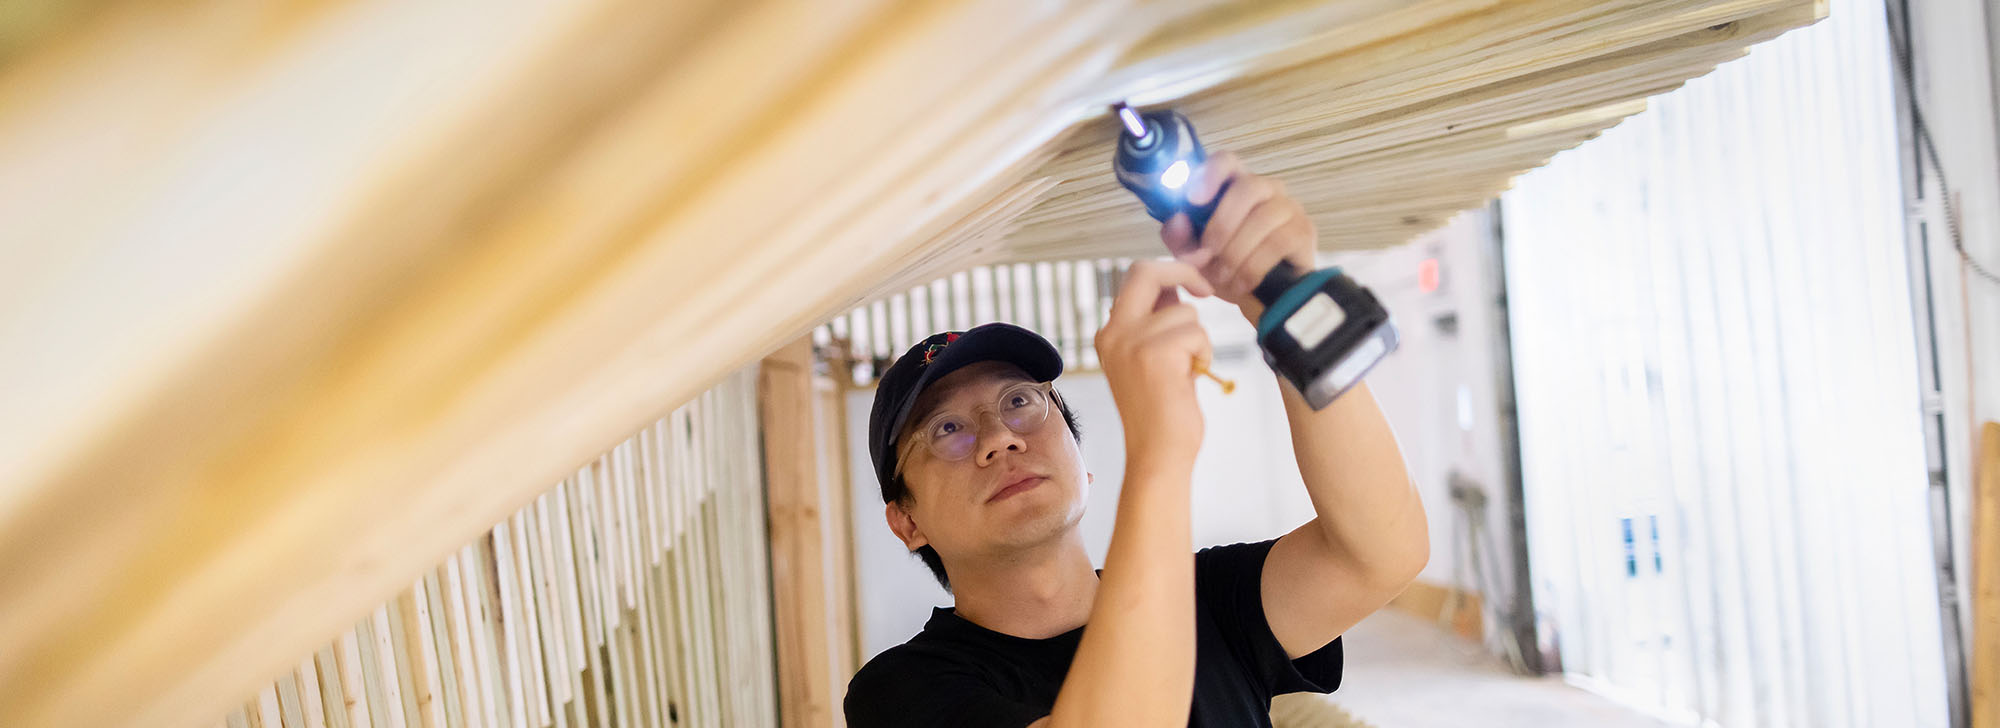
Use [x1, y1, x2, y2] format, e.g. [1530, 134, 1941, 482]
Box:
[1185, 179, 1300, 308]
[1185, 179, 1224, 237]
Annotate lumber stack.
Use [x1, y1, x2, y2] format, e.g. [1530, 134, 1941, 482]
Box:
[0, 1, 1823, 725]
[1003, 2, 1821, 257]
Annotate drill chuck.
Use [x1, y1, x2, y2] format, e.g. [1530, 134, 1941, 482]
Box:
[1110, 102, 1399, 408]
[1112, 105, 1216, 229]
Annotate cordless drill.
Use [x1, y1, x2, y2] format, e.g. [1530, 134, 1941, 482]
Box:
[1110, 102, 1397, 409]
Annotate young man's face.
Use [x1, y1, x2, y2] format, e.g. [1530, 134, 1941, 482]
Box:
[886, 360, 1090, 568]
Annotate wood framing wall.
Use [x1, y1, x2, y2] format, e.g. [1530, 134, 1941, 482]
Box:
[0, 2, 1823, 725]
[760, 338, 860, 728]
[211, 368, 777, 728]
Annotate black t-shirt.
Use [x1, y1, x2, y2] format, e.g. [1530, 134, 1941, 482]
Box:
[844, 539, 1343, 727]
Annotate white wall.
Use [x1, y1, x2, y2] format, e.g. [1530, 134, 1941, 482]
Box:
[847, 213, 1514, 661]
[1329, 210, 1518, 604]
[1903, 0, 2000, 680]
[1498, 2, 1950, 722]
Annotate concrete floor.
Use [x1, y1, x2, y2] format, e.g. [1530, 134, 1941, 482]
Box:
[1274, 609, 1669, 728]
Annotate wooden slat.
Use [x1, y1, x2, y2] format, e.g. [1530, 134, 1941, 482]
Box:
[685, 399, 723, 727]
[357, 610, 395, 728]
[618, 443, 645, 614]
[296, 656, 328, 728]
[382, 600, 420, 728]
[441, 557, 485, 728]
[817, 372, 863, 691]
[665, 410, 700, 727]
[613, 454, 643, 727]
[548, 483, 587, 673]
[461, 546, 508, 728]
[563, 475, 613, 726]
[276, 671, 307, 728]
[485, 529, 527, 728]
[506, 513, 551, 728]
[336, 627, 375, 728]
[524, 499, 571, 728]
[419, 571, 463, 728]
[398, 581, 446, 728]
[653, 423, 692, 726]
[545, 483, 591, 728]
[316, 646, 353, 728]
[256, 684, 283, 728]
[741, 371, 784, 727]
[631, 431, 670, 728]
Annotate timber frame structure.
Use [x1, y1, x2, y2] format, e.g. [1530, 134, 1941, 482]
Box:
[0, 1, 1825, 726]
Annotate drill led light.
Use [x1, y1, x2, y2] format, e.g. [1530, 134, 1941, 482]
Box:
[1160, 160, 1191, 190]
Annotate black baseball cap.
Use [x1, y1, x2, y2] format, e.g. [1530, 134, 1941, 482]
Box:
[867, 322, 1065, 501]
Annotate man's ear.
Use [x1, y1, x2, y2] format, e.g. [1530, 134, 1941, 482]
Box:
[1087, 472, 1095, 485]
[885, 501, 928, 552]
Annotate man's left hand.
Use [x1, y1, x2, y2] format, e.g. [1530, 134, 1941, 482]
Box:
[1158, 151, 1318, 322]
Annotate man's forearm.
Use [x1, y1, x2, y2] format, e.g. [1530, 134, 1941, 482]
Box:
[1278, 379, 1429, 586]
[1044, 462, 1195, 728]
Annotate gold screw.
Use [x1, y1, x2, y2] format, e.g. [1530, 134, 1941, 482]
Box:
[1193, 359, 1236, 395]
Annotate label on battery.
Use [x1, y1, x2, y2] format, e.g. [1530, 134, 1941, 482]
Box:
[1284, 292, 1346, 350]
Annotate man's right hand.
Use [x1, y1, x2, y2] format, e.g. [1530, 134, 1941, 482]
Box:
[1048, 259, 1208, 728]
[1093, 259, 1215, 474]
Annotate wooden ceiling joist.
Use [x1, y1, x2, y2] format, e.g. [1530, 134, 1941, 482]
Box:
[0, 1, 1822, 725]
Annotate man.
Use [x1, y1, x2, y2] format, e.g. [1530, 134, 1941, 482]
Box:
[844, 154, 1429, 727]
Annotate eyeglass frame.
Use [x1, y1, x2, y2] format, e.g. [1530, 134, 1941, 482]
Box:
[894, 379, 1058, 477]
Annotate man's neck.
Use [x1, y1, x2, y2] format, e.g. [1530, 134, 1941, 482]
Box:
[946, 534, 1097, 640]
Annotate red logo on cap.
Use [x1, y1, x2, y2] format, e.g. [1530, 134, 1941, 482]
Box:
[920, 332, 962, 366]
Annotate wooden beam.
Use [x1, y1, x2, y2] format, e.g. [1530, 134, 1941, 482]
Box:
[820, 372, 863, 689]
[1386, 579, 1484, 643]
[761, 337, 859, 728]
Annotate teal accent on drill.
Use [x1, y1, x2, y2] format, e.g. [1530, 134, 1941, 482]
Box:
[1255, 267, 1345, 343]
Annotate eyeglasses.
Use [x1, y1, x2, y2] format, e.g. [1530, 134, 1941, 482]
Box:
[897, 380, 1054, 474]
